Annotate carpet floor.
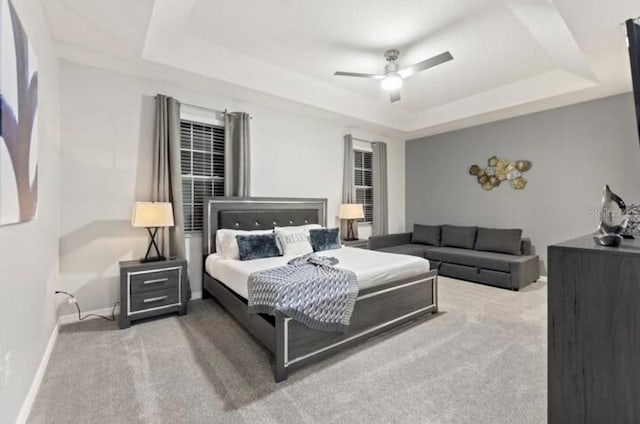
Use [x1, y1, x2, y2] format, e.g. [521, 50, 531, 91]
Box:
[28, 277, 547, 424]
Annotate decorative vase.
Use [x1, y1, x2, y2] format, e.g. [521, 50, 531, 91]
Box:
[593, 185, 629, 247]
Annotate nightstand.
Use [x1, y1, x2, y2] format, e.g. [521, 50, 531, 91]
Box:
[342, 239, 369, 249]
[119, 257, 188, 329]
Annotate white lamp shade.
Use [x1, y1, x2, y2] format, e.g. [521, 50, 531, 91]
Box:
[339, 203, 365, 220]
[131, 202, 175, 228]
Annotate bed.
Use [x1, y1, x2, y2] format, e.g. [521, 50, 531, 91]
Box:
[201, 197, 438, 382]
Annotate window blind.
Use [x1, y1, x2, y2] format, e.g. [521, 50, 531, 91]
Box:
[180, 120, 225, 232]
[353, 149, 373, 223]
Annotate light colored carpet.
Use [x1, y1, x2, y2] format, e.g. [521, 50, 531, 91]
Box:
[28, 277, 547, 424]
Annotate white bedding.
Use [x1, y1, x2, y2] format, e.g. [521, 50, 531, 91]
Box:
[205, 247, 431, 299]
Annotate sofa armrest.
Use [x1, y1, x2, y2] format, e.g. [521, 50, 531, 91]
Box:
[510, 255, 541, 289]
[369, 232, 412, 250]
[521, 238, 534, 256]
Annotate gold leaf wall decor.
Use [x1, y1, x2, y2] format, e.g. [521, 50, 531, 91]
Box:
[469, 156, 532, 191]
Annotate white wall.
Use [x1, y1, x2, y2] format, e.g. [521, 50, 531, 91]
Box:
[406, 93, 640, 272]
[0, 0, 60, 423]
[59, 60, 405, 312]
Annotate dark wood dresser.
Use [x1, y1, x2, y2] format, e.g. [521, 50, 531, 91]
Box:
[548, 235, 640, 424]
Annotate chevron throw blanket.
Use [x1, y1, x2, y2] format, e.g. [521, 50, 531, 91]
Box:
[248, 253, 359, 333]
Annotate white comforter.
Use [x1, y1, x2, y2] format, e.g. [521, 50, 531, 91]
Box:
[205, 246, 430, 299]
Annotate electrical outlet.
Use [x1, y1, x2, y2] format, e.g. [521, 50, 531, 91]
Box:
[67, 297, 77, 304]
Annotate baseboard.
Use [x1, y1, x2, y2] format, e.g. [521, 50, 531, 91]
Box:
[15, 322, 59, 424]
[191, 290, 202, 300]
[58, 305, 121, 326]
[538, 275, 548, 283]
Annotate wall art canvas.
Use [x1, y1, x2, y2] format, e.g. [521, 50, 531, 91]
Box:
[0, 0, 38, 226]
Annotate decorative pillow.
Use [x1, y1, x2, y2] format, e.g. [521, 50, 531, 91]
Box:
[309, 228, 341, 252]
[236, 233, 281, 261]
[216, 229, 274, 259]
[474, 227, 523, 255]
[274, 224, 321, 253]
[411, 224, 441, 246]
[275, 227, 314, 256]
[275, 223, 322, 233]
[441, 225, 477, 250]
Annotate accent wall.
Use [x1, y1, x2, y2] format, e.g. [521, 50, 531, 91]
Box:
[406, 93, 640, 272]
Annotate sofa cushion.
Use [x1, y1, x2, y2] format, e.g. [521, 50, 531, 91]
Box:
[475, 227, 522, 255]
[424, 247, 515, 273]
[377, 244, 430, 258]
[441, 225, 477, 249]
[411, 224, 441, 246]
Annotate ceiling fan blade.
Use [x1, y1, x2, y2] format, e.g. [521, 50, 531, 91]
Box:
[334, 71, 385, 80]
[397, 51, 453, 79]
[389, 88, 401, 103]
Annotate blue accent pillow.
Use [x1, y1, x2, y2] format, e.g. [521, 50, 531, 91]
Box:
[236, 233, 281, 261]
[309, 228, 341, 252]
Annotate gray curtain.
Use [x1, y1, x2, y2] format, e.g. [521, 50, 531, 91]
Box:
[371, 142, 388, 236]
[341, 134, 358, 239]
[224, 111, 251, 196]
[152, 94, 190, 296]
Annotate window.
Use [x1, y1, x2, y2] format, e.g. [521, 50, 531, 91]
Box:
[180, 120, 225, 232]
[354, 149, 373, 223]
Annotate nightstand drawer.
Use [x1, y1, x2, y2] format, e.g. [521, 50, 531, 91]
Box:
[129, 269, 180, 294]
[130, 288, 180, 313]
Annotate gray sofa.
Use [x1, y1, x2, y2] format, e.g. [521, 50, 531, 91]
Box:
[369, 224, 540, 290]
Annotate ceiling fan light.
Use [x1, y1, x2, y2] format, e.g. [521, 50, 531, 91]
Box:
[381, 74, 403, 91]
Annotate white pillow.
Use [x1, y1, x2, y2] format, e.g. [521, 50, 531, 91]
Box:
[275, 227, 314, 256]
[216, 229, 273, 260]
[275, 223, 322, 234]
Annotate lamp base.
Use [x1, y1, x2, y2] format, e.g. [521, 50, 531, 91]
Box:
[346, 219, 356, 241]
[142, 227, 165, 263]
[140, 255, 167, 263]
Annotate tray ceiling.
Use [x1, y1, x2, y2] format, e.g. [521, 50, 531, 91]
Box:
[43, 0, 639, 137]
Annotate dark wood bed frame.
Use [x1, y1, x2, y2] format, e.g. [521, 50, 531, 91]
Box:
[201, 197, 438, 382]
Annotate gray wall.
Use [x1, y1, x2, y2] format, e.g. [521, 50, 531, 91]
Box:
[406, 93, 640, 272]
[0, 0, 61, 422]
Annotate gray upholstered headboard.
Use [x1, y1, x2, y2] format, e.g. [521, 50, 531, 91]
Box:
[202, 197, 328, 256]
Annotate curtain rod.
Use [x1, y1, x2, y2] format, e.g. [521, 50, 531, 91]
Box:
[181, 102, 225, 115]
[352, 137, 374, 144]
[181, 102, 252, 119]
[154, 96, 252, 119]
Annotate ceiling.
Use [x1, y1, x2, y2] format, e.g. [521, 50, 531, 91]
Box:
[43, 0, 639, 138]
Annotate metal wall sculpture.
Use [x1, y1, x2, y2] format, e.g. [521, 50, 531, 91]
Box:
[0, 0, 39, 226]
[469, 156, 532, 191]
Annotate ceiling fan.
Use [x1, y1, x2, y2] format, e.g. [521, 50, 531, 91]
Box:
[334, 49, 453, 103]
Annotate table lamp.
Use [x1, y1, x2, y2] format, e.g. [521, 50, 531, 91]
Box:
[131, 202, 175, 262]
[339, 203, 364, 241]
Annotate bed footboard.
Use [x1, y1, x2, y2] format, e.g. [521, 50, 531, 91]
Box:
[274, 270, 438, 382]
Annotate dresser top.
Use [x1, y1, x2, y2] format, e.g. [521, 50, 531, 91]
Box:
[549, 234, 640, 256]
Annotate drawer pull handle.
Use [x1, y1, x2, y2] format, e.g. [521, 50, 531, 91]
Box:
[143, 278, 168, 285]
[143, 295, 168, 303]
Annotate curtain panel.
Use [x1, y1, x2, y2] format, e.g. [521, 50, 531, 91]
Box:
[224, 111, 251, 197]
[371, 142, 388, 236]
[341, 134, 358, 239]
[152, 94, 190, 297]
